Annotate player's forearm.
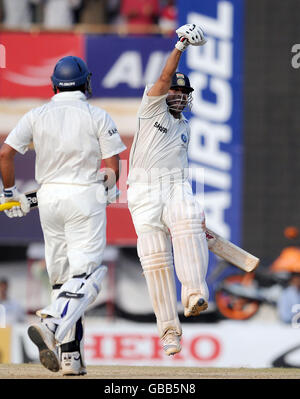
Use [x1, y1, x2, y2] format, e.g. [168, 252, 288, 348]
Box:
[148, 48, 182, 96]
[103, 154, 121, 189]
[160, 48, 182, 86]
[0, 145, 16, 188]
[103, 167, 120, 189]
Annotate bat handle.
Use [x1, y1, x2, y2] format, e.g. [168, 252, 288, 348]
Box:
[0, 201, 21, 211]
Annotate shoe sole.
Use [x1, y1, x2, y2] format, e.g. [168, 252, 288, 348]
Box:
[184, 298, 208, 317]
[27, 326, 60, 372]
[164, 345, 182, 356]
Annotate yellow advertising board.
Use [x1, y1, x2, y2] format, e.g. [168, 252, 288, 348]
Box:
[0, 327, 11, 363]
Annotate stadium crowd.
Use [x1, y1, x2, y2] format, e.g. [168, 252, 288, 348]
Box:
[0, 0, 177, 34]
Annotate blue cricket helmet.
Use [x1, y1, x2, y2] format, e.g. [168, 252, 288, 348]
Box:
[170, 72, 194, 93]
[51, 56, 92, 95]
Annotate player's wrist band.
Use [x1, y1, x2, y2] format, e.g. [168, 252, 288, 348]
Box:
[3, 185, 17, 197]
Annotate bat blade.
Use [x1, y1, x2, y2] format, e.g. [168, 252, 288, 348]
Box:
[205, 228, 260, 272]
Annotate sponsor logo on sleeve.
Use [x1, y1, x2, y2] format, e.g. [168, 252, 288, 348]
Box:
[108, 128, 118, 136]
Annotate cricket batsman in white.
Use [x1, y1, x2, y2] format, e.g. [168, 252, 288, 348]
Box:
[0, 56, 126, 375]
[127, 24, 209, 356]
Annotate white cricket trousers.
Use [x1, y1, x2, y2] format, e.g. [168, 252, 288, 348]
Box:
[127, 180, 203, 234]
[37, 183, 107, 287]
[128, 180, 209, 337]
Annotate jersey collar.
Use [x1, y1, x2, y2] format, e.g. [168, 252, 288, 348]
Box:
[51, 91, 87, 101]
[170, 111, 187, 122]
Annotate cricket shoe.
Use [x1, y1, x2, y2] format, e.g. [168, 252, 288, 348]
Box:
[61, 352, 87, 376]
[27, 323, 60, 372]
[161, 329, 182, 356]
[184, 295, 208, 317]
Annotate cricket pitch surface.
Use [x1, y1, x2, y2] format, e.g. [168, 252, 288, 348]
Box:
[0, 364, 300, 379]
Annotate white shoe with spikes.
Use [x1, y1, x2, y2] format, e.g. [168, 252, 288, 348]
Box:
[27, 323, 60, 372]
[61, 351, 87, 376]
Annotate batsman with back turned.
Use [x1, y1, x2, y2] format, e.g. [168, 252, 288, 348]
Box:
[127, 24, 209, 356]
[0, 56, 126, 375]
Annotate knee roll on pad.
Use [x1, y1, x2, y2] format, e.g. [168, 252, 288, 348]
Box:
[166, 200, 206, 233]
[38, 278, 84, 320]
[137, 230, 173, 271]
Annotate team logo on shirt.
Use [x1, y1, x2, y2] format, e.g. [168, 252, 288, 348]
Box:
[181, 134, 187, 143]
[154, 121, 168, 134]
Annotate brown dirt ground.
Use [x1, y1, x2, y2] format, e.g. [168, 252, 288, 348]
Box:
[0, 363, 300, 379]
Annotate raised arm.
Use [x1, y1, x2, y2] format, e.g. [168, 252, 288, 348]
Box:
[148, 24, 207, 97]
[147, 48, 184, 97]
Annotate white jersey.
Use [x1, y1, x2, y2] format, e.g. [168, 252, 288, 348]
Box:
[5, 91, 126, 185]
[128, 84, 190, 184]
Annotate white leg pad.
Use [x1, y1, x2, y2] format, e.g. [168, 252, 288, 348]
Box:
[55, 266, 107, 342]
[38, 266, 107, 343]
[50, 286, 83, 357]
[137, 230, 181, 338]
[165, 200, 209, 307]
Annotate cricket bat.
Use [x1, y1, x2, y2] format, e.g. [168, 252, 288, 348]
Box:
[205, 228, 260, 272]
[0, 190, 259, 273]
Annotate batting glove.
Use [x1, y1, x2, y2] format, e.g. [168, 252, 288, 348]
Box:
[175, 36, 190, 52]
[1, 186, 30, 218]
[176, 24, 207, 47]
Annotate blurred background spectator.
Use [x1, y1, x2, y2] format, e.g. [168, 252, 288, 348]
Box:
[0, 0, 178, 35]
[0, 278, 26, 325]
[2, 0, 32, 29]
[43, 0, 82, 29]
[270, 226, 300, 274]
[79, 0, 107, 25]
[106, 0, 121, 25]
[120, 0, 160, 34]
[277, 273, 300, 324]
[158, 0, 177, 35]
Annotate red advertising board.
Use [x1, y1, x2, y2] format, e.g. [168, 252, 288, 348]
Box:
[0, 32, 84, 98]
[106, 139, 137, 246]
[107, 205, 137, 246]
